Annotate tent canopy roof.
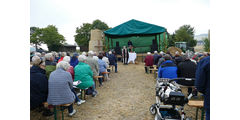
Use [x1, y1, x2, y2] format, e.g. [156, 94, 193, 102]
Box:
[104, 19, 166, 37]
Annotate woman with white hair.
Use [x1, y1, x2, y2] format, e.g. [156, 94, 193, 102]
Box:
[74, 55, 98, 97]
[47, 61, 77, 116]
[30, 56, 53, 116]
[45, 53, 57, 78]
[63, 56, 86, 105]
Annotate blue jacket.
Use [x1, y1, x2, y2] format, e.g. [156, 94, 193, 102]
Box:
[195, 56, 210, 110]
[30, 66, 48, 109]
[108, 54, 117, 65]
[158, 60, 178, 79]
[98, 59, 107, 73]
[70, 56, 79, 68]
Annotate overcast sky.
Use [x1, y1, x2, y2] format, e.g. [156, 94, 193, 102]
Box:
[31, 0, 210, 46]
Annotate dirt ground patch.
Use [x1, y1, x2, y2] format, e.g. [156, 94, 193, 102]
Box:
[30, 62, 204, 120]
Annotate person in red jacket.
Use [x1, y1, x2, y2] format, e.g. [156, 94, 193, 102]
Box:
[144, 52, 154, 73]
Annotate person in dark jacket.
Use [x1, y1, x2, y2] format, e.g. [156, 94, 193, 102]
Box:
[153, 51, 161, 65]
[30, 56, 53, 116]
[195, 56, 210, 120]
[70, 53, 79, 68]
[108, 51, 118, 73]
[122, 46, 129, 65]
[177, 55, 197, 95]
[173, 52, 184, 66]
[158, 54, 177, 79]
[144, 52, 154, 73]
[45, 53, 57, 79]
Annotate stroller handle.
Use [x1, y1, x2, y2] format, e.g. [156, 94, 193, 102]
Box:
[169, 78, 196, 83]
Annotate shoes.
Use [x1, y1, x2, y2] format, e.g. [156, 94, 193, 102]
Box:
[92, 91, 98, 97]
[76, 93, 81, 96]
[68, 109, 76, 117]
[42, 109, 54, 116]
[77, 100, 85, 105]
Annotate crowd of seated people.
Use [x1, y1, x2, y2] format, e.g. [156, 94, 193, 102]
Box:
[144, 50, 210, 120]
[30, 50, 119, 117]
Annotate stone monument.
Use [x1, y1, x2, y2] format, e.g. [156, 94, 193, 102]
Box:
[89, 29, 104, 53]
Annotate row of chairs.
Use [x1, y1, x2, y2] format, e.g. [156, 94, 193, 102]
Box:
[43, 66, 113, 120]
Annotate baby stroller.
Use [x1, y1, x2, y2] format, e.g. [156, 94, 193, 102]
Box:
[149, 78, 196, 120]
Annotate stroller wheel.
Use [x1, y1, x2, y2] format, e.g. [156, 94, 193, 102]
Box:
[154, 114, 161, 120]
[185, 117, 192, 120]
[149, 104, 157, 115]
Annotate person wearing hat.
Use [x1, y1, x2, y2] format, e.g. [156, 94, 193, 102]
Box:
[144, 52, 154, 73]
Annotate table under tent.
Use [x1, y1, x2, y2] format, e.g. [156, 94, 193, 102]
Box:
[103, 19, 168, 54]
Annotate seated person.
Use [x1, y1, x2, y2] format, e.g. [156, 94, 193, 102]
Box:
[144, 52, 154, 73]
[47, 61, 77, 117]
[70, 53, 79, 68]
[108, 51, 118, 73]
[97, 54, 108, 86]
[45, 53, 56, 79]
[63, 56, 85, 105]
[30, 56, 53, 116]
[74, 55, 98, 97]
[158, 54, 177, 79]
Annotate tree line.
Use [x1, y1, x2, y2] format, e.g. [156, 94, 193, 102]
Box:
[30, 19, 208, 52]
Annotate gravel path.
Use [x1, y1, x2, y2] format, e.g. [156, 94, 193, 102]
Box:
[30, 62, 203, 120]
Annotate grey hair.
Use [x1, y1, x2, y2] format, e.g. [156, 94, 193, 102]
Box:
[78, 55, 87, 62]
[45, 53, 53, 60]
[56, 61, 70, 71]
[61, 52, 66, 57]
[109, 51, 112, 54]
[154, 51, 158, 54]
[88, 51, 94, 57]
[32, 56, 41, 66]
[35, 52, 41, 57]
[63, 56, 71, 63]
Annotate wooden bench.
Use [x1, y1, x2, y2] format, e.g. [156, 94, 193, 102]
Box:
[102, 71, 110, 81]
[43, 102, 71, 120]
[93, 76, 103, 88]
[188, 100, 205, 120]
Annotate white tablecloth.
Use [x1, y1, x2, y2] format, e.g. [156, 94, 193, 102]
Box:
[128, 52, 136, 63]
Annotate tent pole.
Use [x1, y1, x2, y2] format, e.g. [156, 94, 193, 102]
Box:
[108, 37, 110, 50]
[111, 38, 113, 50]
[164, 32, 166, 52]
[159, 34, 161, 51]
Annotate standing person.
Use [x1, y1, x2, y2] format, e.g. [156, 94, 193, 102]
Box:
[108, 51, 118, 73]
[122, 46, 129, 65]
[86, 51, 99, 77]
[47, 61, 77, 117]
[30, 56, 53, 116]
[128, 40, 133, 51]
[144, 52, 154, 73]
[177, 55, 197, 95]
[195, 56, 210, 120]
[74, 55, 98, 97]
[158, 54, 177, 79]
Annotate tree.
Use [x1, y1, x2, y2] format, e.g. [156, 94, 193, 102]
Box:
[74, 23, 92, 46]
[174, 25, 197, 49]
[30, 27, 44, 50]
[167, 33, 176, 47]
[41, 25, 66, 51]
[74, 19, 110, 47]
[204, 38, 210, 52]
[91, 19, 109, 31]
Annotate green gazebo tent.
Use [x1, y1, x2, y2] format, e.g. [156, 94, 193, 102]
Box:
[104, 19, 168, 53]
